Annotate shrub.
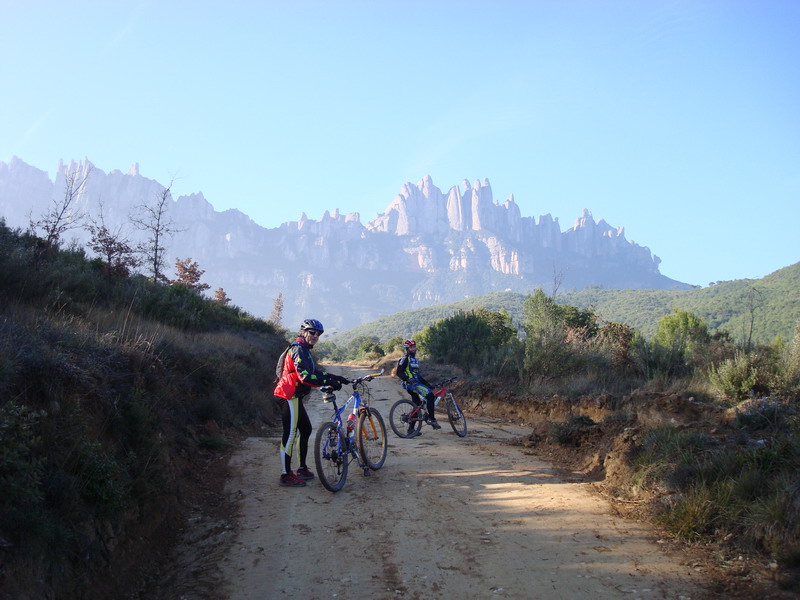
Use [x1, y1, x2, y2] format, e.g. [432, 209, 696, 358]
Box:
[382, 336, 405, 355]
[660, 484, 719, 540]
[653, 309, 710, 360]
[359, 339, 384, 358]
[417, 308, 516, 375]
[627, 427, 717, 492]
[623, 422, 800, 562]
[599, 321, 635, 372]
[767, 322, 800, 399]
[198, 434, 233, 451]
[709, 351, 758, 401]
[0, 403, 46, 547]
[72, 441, 126, 515]
[734, 398, 798, 434]
[314, 341, 347, 363]
[745, 474, 800, 561]
[522, 290, 579, 382]
[549, 415, 595, 445]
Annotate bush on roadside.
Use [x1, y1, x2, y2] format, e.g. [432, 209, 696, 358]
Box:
[620, 423, 800, 565]
[417, 308, 516, 375]
[549, 415, 595, 446]
[709, 350, 759, 401]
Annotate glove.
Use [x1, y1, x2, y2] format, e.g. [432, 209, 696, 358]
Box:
[331, 381, 342, 391]
[335, 374, 350, 385]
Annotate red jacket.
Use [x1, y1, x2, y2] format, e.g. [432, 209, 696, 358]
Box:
[273, 338, 338, 400]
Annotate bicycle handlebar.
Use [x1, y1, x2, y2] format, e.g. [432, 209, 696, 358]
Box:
[320, 368, 385, 396]
[432, 376, 458, 389]
[345, 367, 385, 387]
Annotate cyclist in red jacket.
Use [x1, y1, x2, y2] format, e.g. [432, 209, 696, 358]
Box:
[396, 339, 441, 431]
[273, 318, 349, 487]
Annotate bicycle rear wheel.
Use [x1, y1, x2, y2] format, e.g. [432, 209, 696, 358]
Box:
[314, 421, 349, 492]
[389, 399, 423, 438]
[446, 396, 468, 437]
[357, 407, 387, 470]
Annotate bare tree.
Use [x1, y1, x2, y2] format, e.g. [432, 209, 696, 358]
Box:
[213, 287, 231, 305]
[270, 292, 284, 326]
[172, 257, 210, 293]
[550, 263, 565, 297]
[131, 179, 182, 282]
[31, 163, 93, 250]
[86, 201, 141, 277]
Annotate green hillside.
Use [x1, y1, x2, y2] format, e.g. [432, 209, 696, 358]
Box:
[334, 262, 800, 345]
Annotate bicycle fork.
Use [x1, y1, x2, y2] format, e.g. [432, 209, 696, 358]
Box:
[360, 409, 379, 441]
[339, 422, 371, 477]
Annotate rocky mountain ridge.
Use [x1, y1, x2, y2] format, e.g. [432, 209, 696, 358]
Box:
[0, 157, 690, 332]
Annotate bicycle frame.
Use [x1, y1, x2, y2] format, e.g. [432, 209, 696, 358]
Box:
[320, 389, 364, 459]
[324, 370, 382, 432]
[322, 390, 363, 431]
[433, 378, 457, 407]
[389, 376, 467, 438]
[403, 378, 455, 421]
[315, 370, 387, 492]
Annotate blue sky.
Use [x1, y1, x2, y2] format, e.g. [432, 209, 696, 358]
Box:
[1, 0, 798, 287]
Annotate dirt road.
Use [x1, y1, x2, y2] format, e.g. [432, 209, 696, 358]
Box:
[159, 366, 709, 600]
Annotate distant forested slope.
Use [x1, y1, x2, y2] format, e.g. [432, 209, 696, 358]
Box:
[333, 262, 800, 345]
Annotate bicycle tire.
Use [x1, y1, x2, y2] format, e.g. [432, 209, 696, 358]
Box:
[389, 399, 423, 438]
[446, 396, 468, 437]
[314, 421, 349, 492]
[357, 407, 388, 470]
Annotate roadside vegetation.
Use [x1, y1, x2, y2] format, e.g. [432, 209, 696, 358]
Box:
[0, 219, 286, 599]
[319, 288, 800, 591]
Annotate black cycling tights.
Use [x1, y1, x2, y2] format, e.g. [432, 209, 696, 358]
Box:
[278, 397, 312, 473]
[410, 391, 437, 421]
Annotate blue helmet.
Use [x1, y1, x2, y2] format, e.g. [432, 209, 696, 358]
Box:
[300, 318, 324, 333]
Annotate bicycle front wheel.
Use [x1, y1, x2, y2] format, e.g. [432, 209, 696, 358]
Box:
[389, 399, 423, 438]
[314, 421, 349, 492]
[446, 396, 468, 437]
[357, 407, 387, 470]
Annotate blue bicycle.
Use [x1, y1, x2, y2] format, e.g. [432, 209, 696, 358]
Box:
[313, 370, 388, 492]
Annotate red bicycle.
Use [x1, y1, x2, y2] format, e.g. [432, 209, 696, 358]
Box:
[389, 377, 467, 438]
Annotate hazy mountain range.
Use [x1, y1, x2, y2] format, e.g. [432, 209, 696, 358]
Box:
[0, 157, 692, 332]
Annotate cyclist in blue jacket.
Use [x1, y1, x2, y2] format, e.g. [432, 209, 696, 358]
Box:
[395, 339, 441, 431]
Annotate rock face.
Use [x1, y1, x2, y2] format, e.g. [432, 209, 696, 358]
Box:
[0, 158, 689, 333]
